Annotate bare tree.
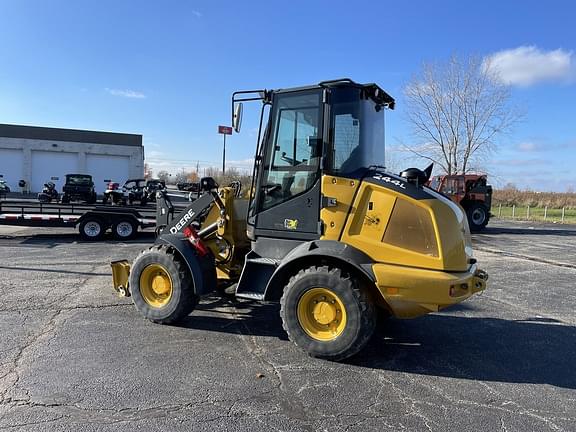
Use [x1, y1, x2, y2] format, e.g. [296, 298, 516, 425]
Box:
[143, 163, 153, 180]
[404, 55, 520, 175]
[156, 170, 171, 184]
[174, 170, 190, 184]
[203, 166, 252, 190]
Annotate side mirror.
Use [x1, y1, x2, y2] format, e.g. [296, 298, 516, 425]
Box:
[233, 103, 243, 133]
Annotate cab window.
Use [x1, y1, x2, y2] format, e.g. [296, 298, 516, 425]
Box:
[259, 91, 322, 211]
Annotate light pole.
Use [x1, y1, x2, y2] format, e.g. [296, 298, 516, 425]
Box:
[218, 125, 233, 175]
[222, 133, 226, 175]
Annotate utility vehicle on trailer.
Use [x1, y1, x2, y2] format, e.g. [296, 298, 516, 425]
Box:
[111, 79, 488, 361]
[0, 179, 10, 197]
[61, 174, 97, 204]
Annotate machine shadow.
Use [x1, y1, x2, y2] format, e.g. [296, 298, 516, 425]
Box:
[352, 314, 576, 390]
[474, 225, 576, 237]
[0, 264, 110, 277]
[14, 231, 156, 246]
[181, 298, 576, 389]
[178, 298, 289, 341]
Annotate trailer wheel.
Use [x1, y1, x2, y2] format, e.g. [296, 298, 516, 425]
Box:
[130, 245, 198, 324]
[466, 202, 489, 231]
[79, 217, 105, 241]
[112, 219, 137, 240]
[280, 266, 376, 361]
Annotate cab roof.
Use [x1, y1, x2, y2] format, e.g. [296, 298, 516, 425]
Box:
[272, 78, 395, 109]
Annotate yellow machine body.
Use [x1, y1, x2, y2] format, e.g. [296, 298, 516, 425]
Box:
[320, 174, 486, 318]
[198, 187, 250, 281]
[110, 259, 131, 297]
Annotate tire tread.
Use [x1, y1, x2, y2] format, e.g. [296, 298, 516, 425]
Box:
[131, 244, 197, 324]
[280, 265, 376, 361]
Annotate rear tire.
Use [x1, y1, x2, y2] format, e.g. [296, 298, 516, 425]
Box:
[112, 219, 137, 240]
[466, 202, 489, 232]
[79, 217, 105, 241]
[130, 245, 198, 324]
[280, 266, 376, 361]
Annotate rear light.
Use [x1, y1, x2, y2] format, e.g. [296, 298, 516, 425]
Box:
[182, 226, 209, 257]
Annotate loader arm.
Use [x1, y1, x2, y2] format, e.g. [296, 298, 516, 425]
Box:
[155, 180, 225, 236]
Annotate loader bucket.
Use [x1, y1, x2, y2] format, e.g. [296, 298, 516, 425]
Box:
[111, 260, 131, 297]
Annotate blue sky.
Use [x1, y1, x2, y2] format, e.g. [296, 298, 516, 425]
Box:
[0, 0, 574, 191]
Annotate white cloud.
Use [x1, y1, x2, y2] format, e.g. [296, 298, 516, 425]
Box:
[483, 46, 574, 86]
[517, 142, 540, 152]
[106, 88, 146, 99]
[191, 10, 202, 18]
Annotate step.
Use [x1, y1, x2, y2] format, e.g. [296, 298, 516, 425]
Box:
[235, 291, 265, 301]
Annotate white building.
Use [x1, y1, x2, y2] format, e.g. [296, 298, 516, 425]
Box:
[0, 124, 144, 193]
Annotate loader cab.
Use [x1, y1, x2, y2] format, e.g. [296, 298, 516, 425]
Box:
[243, 79, 394, 243]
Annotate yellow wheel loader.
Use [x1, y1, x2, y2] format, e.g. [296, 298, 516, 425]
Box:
[111, 79, 488, 361]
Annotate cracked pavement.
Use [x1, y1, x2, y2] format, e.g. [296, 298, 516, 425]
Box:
[0, 220, 575, 431]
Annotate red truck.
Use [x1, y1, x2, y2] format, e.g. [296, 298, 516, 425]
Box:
[429, 174, 492, 231]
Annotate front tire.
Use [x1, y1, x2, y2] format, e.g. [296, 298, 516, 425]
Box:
[130, 245, 198, 324]
[466, 202, 489, 231]
[280, 266, 376, 361]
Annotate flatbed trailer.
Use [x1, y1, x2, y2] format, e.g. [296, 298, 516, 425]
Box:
[0, 199, 156, 240]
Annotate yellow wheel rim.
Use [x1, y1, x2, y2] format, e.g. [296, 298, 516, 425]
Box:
[297, 288, 347, 341]
[139, 264, 173, 308]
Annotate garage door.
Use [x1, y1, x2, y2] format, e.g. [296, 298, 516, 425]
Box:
[0, 148, 24, 191]
[86, 154, 130, 193]
[31, 151, 79, 193]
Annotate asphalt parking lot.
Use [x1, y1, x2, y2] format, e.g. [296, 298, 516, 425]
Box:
[0, 220, 575, 431]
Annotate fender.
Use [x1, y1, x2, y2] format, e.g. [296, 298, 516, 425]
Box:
[263, 240, 376, 301]
[156, 233, 217, 296]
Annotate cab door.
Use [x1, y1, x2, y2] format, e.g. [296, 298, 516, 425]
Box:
[252, 90, 324, 240]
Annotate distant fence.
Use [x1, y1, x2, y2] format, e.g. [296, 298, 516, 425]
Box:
[494, 205, 576, 223]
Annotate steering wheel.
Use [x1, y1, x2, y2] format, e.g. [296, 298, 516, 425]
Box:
[263, 183, 282, 195]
